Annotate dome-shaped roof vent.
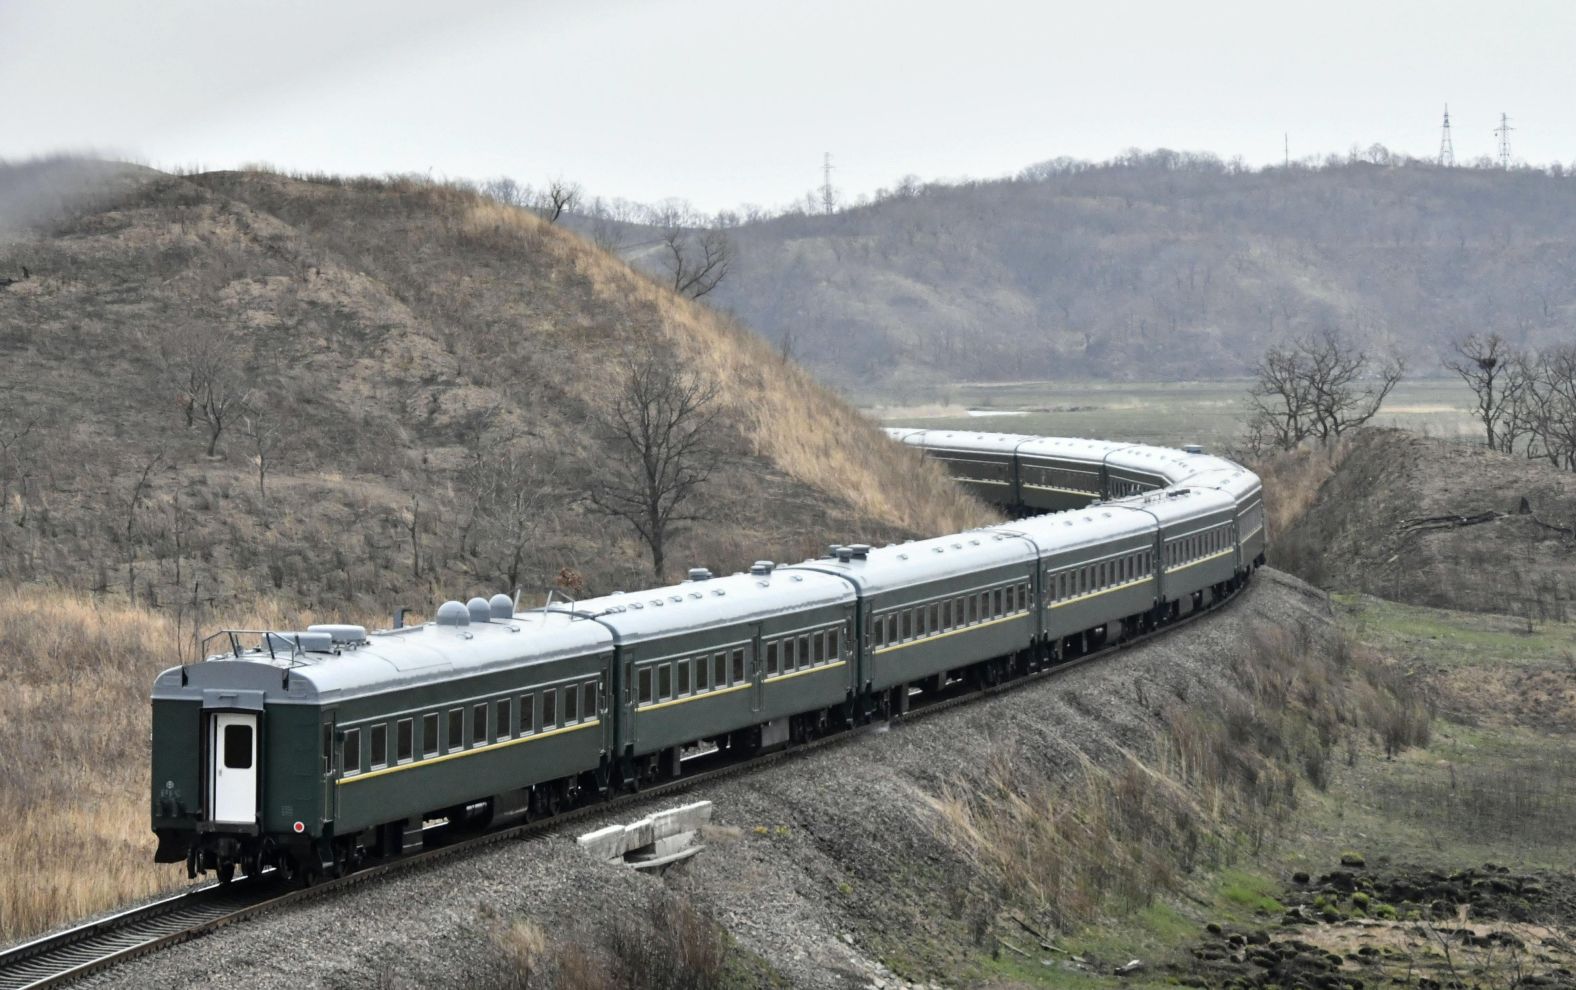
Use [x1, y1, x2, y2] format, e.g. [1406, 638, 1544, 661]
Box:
[466, 597, 491, 624]
[435, 600, 470, 627]
[488, 593, 514, 620]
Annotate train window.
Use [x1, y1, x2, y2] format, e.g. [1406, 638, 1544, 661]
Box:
[767, 641, 780, 676]
[342, 728, 360, 775]
[497, 699, 512, 740]
[544, 688, 558, 727]
[423, 713, 439, 756]
[224, 724, 253, 770]
[584, 681, 597, 716]
[564, 686, 579, 723]
[472, 704, 488, 747]
[782, 637, 795, 671]
[828, 629, 839, 660]
[658, 664, 672, 700]
[1021, 582, 1030, 607]
[677, 659, 691, 696]
[994, 588, 1004, 615]
[943, 600, 952, 628]
[811, 633, 823, 663]
[710, 653, 723, 687]
[873, 618, 885, 649]
[697, 656, 710, 691]
[732, 648, 745, 684]
[448, 708, 464, 751]
[370, 723, 387, 769]
[321, 723, 334, 775]
[798, 635, 811, 668]
[915, 606, 926, 637]
[929, 603, 941, 633]
[396, 718, 413, 763]
[521, 696, 534, 734]
[638, 668, 653, 705]
[1006, 585, 1016, 612]
[966, 595, 976, 623]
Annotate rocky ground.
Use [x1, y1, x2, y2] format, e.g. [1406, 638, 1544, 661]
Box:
[81, 569, 1330, 990]
[1171, 859, 1576, 989]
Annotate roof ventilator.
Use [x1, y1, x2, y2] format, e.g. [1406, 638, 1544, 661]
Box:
[489, 594, 514, 620]
[687, 567, 712, 582]
[307, 624, 368, 646]
[835, 546, 854, 562]
[466, 597, 492, 624]
[848, 545, 870, 559]
[749, 560, 775, 576]
[435, 600, 470, 627]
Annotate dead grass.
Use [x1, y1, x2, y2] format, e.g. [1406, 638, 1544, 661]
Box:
[0, 584, 372, 944]
[929, 618, 1431, 934]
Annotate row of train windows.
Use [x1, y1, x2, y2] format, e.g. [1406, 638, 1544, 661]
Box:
[1166, 525, 1232, 566]
[1107, 478, 1156, 498]
[636, 647, 747, 707]
[333, 677, 605, 776]
[938, 455, 1011, 482]
[1022, 465, 1100, 493]
[764, 626, 844, 678]
[1050, 552, 1153, 602]
[871, 583, 1030, 649]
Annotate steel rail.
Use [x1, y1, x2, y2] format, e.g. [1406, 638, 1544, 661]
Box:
[0, 576, 1251, 990]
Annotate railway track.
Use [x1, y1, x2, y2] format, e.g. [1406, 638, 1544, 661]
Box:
[0, 579, 1250, 990]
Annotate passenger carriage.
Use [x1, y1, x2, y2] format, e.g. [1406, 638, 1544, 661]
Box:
[555, 565, 857, 780]
[790, 535, 1039, 713]
[151, 595, 614, 882]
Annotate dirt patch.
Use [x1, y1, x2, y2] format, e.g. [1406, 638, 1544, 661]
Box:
[1171, 862, 1576, 989]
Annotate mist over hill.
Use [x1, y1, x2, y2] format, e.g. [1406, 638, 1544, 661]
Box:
[690, 154, 1576, 392]
[0, 163, 986, 619]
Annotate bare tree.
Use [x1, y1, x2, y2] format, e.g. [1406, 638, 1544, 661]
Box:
[164, 328, 252, 456]
[1245, 329, 1404, 450]
[480, 176, 528, 208]
[537, 178, 581, 224]
[587, 345, 722, 579]
[240, 409, 284, 497]
[119, 447, 165, 600]
[660, 225, 732, 299]
[465, 446, 560, 590]
[1445, 332, 1529, 450]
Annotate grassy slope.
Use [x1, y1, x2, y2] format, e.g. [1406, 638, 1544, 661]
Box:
[0, 167, 991, 619]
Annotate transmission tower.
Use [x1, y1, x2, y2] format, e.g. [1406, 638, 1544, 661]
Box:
[1495, 112, 1514, 168]
[820, 152, 835, 214]
[1438, 104, 1455, 167]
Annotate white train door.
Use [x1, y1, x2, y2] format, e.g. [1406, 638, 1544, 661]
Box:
[211, 712, 258, 824]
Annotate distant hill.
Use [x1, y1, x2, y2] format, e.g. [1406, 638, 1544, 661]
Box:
[0, 164, 988, 619]
[684, 156, 1576, 392]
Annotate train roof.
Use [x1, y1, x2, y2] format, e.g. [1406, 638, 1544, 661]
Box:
[1178, 465, 1263, 500]
[1105, 485, 1238, 527]
[785, 530, 1037, 595]
[553, 569, 855, 644]
[990, 505, 1156, 553]
[893, 430, 1040, 455]
[1012, 435, 1131, 464]
[153, 608, 616, 705]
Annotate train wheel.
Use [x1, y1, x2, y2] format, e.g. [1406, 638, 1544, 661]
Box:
[216, 861, 235, 885]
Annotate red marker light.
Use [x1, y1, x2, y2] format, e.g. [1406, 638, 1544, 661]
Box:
[293, 821, 305, 834]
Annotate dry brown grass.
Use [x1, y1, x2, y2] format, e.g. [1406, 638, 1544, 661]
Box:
[1247, 440, 1352, 545]
[929, 618, 1431, 932]
[0, 584, 371, 944]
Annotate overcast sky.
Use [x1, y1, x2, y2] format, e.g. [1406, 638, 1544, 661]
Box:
[3, 0, 1572, 211]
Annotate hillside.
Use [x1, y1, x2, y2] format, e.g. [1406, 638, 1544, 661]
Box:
[678, 157, 1576, 391]
[1274, 429, 1576, 616]
[0, 164, 990, 620]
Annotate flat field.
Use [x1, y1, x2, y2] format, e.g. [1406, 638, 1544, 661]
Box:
[862, 379, 1479, 450]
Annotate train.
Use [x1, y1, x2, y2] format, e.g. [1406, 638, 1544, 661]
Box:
[150, 431, 1264, 883]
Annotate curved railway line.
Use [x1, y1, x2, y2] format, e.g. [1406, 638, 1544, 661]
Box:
[0, 572, 1251, 990]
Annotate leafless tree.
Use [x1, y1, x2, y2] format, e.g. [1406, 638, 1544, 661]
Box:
[480, 176, 528, 208]
[465, 446, 561, 591]
[119, 446, 165, 600]
[240, 409, 284, 497]
[537, 178, 581, 224]
[587, 344, 722, 579]
[1246, 329, 1404, 450]
[1445, 332, 1529, 450]
[1520, 345, 1576, 470]
[660, 224, 732, 299]
[164, 328, 252, 456]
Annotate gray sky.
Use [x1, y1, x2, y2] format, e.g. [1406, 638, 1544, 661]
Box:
[3, 0, 1573, 211]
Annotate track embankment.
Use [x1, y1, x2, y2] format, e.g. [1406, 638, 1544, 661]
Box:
[84, 568, 1339, 990]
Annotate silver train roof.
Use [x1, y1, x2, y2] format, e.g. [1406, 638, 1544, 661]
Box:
[552, 569, 855, 644]
[787, 530, 1037, 595]
[153, 609, 615, 706]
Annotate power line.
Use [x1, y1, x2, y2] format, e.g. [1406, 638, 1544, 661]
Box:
[1438, 103, 1454, 167]
[1494, 112, 1514, 168]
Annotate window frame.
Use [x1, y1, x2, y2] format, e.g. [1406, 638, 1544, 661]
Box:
[369, 722, 388, 770]
[422, 712, 440, 757]
[341, 727, 361, 776]
[396, 717, 413, 764]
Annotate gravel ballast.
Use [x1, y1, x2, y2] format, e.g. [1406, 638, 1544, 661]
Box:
[86, 568, 1329, 990]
